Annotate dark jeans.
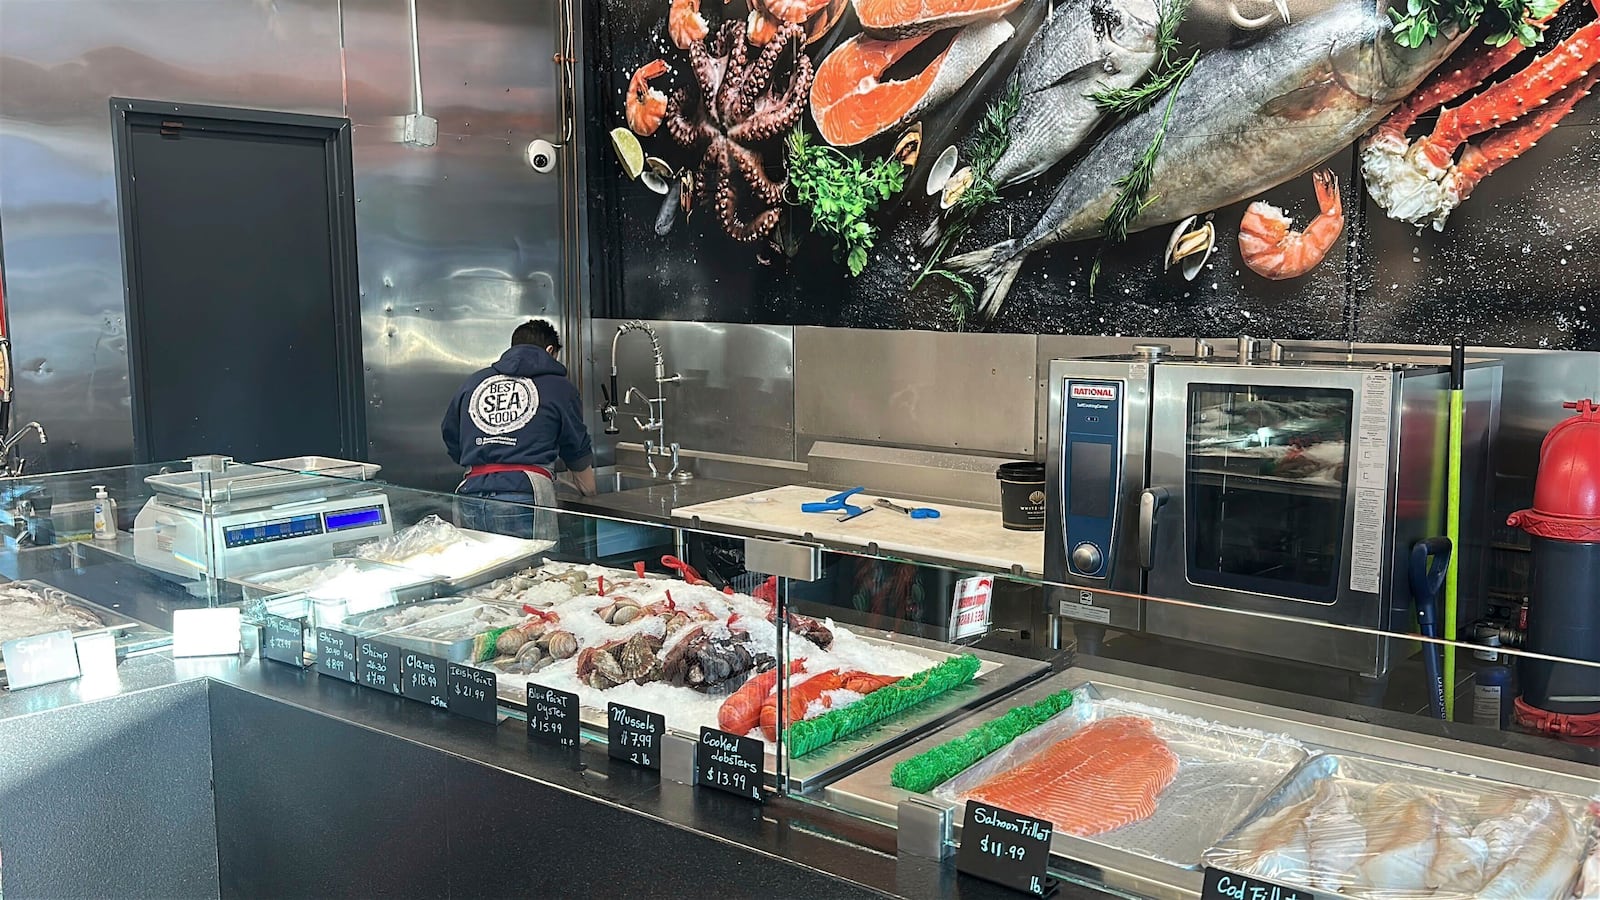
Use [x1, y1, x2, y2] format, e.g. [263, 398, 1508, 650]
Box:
[456, 484, 556, 541]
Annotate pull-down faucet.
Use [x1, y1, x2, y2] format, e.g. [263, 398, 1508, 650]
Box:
[0, 422, 47, 477]
[600, 321, 691, 481]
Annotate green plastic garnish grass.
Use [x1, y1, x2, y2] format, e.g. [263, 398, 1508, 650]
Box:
[784, 654, 982, 758]
[890, 689, 1075, 793]
[787, 129, 906, 276]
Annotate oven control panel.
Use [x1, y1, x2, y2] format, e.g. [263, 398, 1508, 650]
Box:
[1062, 380, 1121, 579]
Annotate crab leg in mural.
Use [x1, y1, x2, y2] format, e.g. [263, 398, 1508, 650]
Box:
[665, 21, 814, 243]
[945, 2, 1465, 319]
[1363, 2, 1600, 229]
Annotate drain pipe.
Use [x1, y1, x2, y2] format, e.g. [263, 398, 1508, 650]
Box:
[400, 0, 437, 147]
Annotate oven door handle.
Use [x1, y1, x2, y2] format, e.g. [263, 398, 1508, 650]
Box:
[1139, 487, 1169, 570]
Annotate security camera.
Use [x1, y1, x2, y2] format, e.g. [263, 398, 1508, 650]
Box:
[526, 139, 558, 173]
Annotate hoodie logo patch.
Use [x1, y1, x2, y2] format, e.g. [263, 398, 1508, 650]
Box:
[469, 375, 539, 435]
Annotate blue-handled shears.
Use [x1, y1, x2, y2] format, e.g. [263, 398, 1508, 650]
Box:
[801, 487, 871, 521]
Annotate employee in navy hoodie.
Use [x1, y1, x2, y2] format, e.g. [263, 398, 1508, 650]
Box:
[442, 319, 596, 537]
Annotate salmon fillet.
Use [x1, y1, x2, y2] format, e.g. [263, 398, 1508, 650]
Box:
[962, 716, 1179, 836]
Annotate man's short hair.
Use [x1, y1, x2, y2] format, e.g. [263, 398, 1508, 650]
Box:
[512, 319, 561, 353]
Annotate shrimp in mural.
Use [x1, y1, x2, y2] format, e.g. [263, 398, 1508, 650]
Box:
[669, 0, 710, 50]
[1237, 170, 1344, 281]
[625, 59, 670, 136]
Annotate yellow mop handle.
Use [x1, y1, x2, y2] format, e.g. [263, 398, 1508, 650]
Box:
[1443, 387, 1465, 719]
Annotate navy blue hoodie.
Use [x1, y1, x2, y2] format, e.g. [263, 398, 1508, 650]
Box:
[442, 345, 594, 494]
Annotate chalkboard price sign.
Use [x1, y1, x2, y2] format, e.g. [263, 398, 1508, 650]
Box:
[697, 727, 763, 802]
[607, 702, 663, 769]
[401, 651, 449, 708]
[1201, 868, 1314, 900]
[447, 663, 498, 723]
[527, 683, 579, 747]
[261, 615, 306, 667]
[313, 629, 358, 682]
[356, 639, 401, 694]
[956, 802, 1057, 897]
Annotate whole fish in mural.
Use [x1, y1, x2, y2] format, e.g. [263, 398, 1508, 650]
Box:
[946, 1, 1465, 319]
[986, 0, 1161, 189]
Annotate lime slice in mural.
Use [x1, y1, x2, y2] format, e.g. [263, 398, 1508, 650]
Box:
[610, 127, 645, 180]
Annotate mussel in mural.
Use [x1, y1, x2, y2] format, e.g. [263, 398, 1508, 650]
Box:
[606, 0, 1599, 327]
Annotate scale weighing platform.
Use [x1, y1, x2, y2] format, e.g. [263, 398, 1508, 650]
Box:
[133, 459, 395, 580]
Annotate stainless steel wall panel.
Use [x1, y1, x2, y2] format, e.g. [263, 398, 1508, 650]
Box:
[589, 319, 796, 466]
[794, 327, 1038, 459]
[0, 0, 343, 471]
[342, 0, 566, 491]
[1493, 349, 1600, 512]
[0, 0, 565, 486]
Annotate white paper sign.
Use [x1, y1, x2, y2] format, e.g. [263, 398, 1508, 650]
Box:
[950, 576, 994, 641]
[171, 608, 242, 658]
[2, 629, 82, 690]
[74, 631, 119, 679]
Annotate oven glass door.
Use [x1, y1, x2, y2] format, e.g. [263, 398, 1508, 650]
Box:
[1185, 383, 1353, 603]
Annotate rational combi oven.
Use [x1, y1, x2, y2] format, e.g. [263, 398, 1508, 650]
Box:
[1045, 344, 1501, 680]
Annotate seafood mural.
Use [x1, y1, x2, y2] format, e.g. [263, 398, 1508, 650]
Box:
[588, 0, 1600, 349]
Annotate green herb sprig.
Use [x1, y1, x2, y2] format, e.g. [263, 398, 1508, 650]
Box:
[1087, 0, 1198, 295]
[1388, 0, 1558, 49]
[913, 78, 1023, 328]
[786, 129, 905, 276]
[1091, 0, 1195, 115]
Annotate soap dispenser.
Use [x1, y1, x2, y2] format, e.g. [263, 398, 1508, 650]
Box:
[92, 484, 118, 541]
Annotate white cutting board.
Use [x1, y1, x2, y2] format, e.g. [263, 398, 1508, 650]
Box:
[673, 485, 1044, 576]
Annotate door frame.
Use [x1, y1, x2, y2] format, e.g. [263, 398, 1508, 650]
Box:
[109, 98, 366, 464]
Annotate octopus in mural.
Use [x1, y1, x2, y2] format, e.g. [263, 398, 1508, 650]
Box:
[665, 19, 814, 244]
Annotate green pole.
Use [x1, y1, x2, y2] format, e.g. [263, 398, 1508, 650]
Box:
[1443, 343, 1466, 720]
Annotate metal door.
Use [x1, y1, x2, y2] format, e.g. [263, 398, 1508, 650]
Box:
[1143, 362, 1391, 674]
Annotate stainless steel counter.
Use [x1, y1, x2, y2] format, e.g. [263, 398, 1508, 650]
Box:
[557, 472, 763, 525]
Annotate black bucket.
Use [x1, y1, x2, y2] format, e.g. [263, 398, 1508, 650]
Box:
[997, 462, 1046, 532]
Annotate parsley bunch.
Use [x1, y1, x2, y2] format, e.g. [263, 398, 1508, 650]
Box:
[1389, 0, 1559, 48]
[786, 129, 906, 276]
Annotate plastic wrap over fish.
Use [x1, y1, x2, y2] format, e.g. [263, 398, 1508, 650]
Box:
[353, 515, 552, 581]
[1205, 753, 1596, 899]
[934, 685, 1307, 867]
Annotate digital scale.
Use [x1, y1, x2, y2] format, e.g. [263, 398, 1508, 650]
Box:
[133, 458, 395, 580]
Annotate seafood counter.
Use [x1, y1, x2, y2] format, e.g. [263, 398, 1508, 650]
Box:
[0, 580, 164, 683]
[829, 669, 1600, 900]
[259, 554, 1046, 790]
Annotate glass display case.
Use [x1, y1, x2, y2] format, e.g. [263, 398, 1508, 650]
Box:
[779, 545, 1600, 900]
[2, 458, 1596, 900]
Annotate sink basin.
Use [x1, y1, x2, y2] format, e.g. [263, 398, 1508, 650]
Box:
[581, 466, 673, 495]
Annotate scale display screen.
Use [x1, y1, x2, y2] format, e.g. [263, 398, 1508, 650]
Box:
[324, 506, 385, 532]
[223, 514, 324, 549]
